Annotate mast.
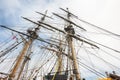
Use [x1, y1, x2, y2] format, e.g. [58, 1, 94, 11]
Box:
[8, 11, 47, 80]
[8, 39, 33, 80]
[57, 40, 63, 74]
[65, 8, 81, 80]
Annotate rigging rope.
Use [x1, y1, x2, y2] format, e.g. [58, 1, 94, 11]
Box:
[100, 49, 120, 61]
[49, 54, 58, 74]
[83, 47, 120, 70]
[0, 25, 58, 47]
[51, 58, 59, 80]
[77, 35, 120, 53]
[0, 35, 12, 48]
[78, 61, 105, 78]
[72, 15, 120, 37]
[77, 53, 106, 78]
[31, 54, 55, 79]
[0, 41, 23, 58]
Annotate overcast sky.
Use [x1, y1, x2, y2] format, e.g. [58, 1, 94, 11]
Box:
[0, 0, 120, 32]
[0, 0, 120, 80]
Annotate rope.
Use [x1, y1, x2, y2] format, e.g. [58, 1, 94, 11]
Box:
[77, 35, 120, 53]
[78, 61, 105, 78]
[75, 16, 120, 37]
[52, 58, 59, 80]
[0, 41, 22, 58]
[83, 47, 120, 70]
[100, 49, 120, 61]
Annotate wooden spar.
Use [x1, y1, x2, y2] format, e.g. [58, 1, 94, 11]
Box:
[47, 39, 67, 46]
[0, 25, 57, 48]
[33, 19, 98, 49]
[23, 12, 99, 48]
[60, 8, 78, 18]
[41, 46, 73, 60]
[21, 17, 65, 34]
[53, 13, 86, 31]
[22, 17, 55, 32]
[22, 18, 98, 48]
[36, 11, 53, 19]
[70, 34, 99, 48]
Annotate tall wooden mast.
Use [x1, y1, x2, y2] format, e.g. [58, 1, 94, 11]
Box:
[57, 39, 63, 74]
[8, 38, 33, 80]
[8, 11, 47, 80]
[65, 8, 81, 80]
